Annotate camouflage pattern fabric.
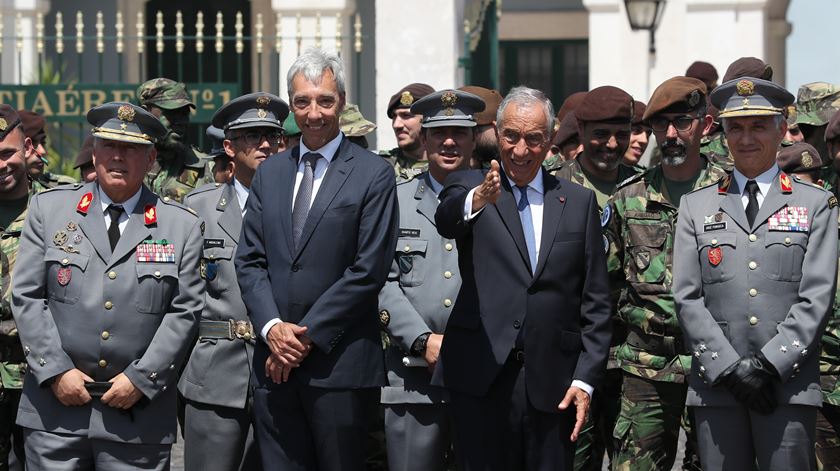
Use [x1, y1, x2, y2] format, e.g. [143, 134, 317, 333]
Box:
[573, 369, 622, 471]
[542, 152, 563, 171]
[817, 166, 840, 202]
[548, 156, 641, 214]
[145, 146, 214, 203]
[31, 172, 76, 193]
[699, 132, 733, 172]
[136, 78, 195, 110]
[339, 104, 376, 137]
[379, 147, 428, 183]
[816, 404, 840, 471]
[795, 82, 840, 127]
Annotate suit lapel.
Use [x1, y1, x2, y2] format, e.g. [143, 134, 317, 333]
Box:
[294, 138, 354, 257]
[77, 184, 111, 263]
[280, 147, 299, 256]
[416, 173, 437, 227]
[107, 187, 155, 269]
[532, 172, 566, 280]
[753, 171, 787, 229]
[217, 183, 242, 241]
[494, 170, 532, 272]
[719, 180, 750, 233]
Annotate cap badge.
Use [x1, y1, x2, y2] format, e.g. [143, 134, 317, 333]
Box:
[117, 104, 136, 122]
[399, 91, 414, 106]
[441, 91, 458, 107]
[256, 95, 270, 107]
[0, 118, 7, 131]
[801, 151, 813, 168]
[688, 90, 700, 107]
[444, 108, 455, 116]
[736, 79, 755, 97]
[257, 109, 268, 119]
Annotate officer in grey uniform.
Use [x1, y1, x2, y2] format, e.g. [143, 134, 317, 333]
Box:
[179, 93, 289, 471]
[378, 89, 485, 471]
[11, 102, 205, 470]
[674, 77, 839, 470]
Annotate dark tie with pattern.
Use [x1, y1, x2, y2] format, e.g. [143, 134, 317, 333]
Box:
[106, 204, 124, 250]
[292, 152, 321, 248]
[745, 180, 759, 227]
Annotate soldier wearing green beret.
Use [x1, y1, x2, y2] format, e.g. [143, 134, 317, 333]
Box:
[137, 78, 214, 203]
[380, 83, 435, 182]
[795, 82, 840, 201]
[606, 76, 727, 471]
[279, 112, 301, 152]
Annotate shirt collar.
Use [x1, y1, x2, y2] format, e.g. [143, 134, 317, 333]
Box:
[98, 184, 142, 215]
[233, 178, 249, 213]
[427, 173, 444, 195]
[502, 165, 544, 195]
[299, 131, 344, 163]
[733, 164, 779, 196]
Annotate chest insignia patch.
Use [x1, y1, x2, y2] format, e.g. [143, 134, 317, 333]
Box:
[708, 246, 723, 266]
[768, 206, 809, 232]
[57, 267, 72, 286]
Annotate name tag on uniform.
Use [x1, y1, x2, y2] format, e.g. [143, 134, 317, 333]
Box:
[203, 238, 224, 249]
[703, 213, 727, 232]
[399, 228, 421, 237]
[136, 240, 177, 263]
[768, 206, 809, 232]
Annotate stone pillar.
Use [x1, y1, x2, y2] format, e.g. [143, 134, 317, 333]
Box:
[0, 0, 51, 84]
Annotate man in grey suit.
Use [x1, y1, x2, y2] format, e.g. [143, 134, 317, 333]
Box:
[179, 93, 289, 471]
[378, 89, 485, 471]
[11, 102, 204, 470]
[674, 77, 839, 470]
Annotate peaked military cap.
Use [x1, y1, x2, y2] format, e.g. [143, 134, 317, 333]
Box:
[710, 77, 794, 119]
[387, 83, 435, 119]
[136, 78, 196, 110]
[644, 76, 707, 120]
[211, 92, 289, 131]
[0, 105, 21, 141]
[205, 125, 226, 157]
[87, 102, 166, 145]
[410, 89, 486, 128]
[777, 142, 822, 174]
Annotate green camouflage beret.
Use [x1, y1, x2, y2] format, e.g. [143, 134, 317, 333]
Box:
[794, 82, 840, 127]
[136, 78, 196, 110]
[339, 104, 376, 137]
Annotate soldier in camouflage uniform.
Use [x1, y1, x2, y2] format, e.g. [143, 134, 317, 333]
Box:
[794, 82, 840, 200]
[380, 83, 435, 181]
[138, 78, 214, 202]
[19, 110, 75, 192]
[605, 77, 723, 471]
[0, 106, 33, 469]
[340, 103, 377, 149]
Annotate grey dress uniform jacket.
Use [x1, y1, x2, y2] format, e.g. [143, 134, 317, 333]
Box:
[673, 170, 838, 407]
[11, 182, 204, 445]
[179, 182, 254, 408]
[379, 173, 460, 404]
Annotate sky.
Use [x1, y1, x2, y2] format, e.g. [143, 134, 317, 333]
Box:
[786, 0, 838, 92]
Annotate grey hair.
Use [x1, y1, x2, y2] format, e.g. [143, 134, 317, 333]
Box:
[286, 47, 346, 97]
[496, 86, 555, 136]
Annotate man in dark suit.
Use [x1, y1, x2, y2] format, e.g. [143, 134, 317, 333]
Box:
[433, 86, 612, 470]
[234, 48, 399, 470]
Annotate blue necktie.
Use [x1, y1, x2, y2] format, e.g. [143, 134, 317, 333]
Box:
[516, 185, 537, 273]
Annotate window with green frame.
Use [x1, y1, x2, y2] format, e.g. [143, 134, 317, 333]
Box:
[499, 40, 588, 110]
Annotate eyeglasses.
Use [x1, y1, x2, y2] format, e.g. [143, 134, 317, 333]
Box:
[648, 115, 700, 133]
[231, 131, 282, 146]
[500, 130, 548, 149]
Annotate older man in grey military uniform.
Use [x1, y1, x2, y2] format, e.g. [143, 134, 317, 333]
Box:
[179, 92, 289, 471]
[674, 78, 839, 470]
[11, 102, 205, 470]
[378, 89, 484, 471]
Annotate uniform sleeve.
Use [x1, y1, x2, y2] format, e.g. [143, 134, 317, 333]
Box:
[603, 198, 626, 314]
[10, 195, 76, 385]
[673, 194, 740, 383]
[379, 257, 431, 352]
[760, 193, 839, 380]
[123, 215, 204, 400]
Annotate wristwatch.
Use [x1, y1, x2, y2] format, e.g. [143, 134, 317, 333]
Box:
[410, 332, 431, 356]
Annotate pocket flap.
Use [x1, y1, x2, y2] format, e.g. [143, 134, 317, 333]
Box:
[136, 264, 179, 279]
[44, 247, 89, 270]
[764, 232, 807, 248]
[628, 223, 667, 247]
[697, 232, 737, 250]
[202, 246, 234, 261]
[396, 238, 428, 255]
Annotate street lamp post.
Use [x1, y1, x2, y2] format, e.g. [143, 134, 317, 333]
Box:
[623, 0, 666, 54]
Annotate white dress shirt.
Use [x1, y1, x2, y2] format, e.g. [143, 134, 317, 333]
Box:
[98, 185, 142, 234]
[462, 168, 594, 398]
[261, 132, 344, 339]
[233, 178, 250, 215]
[732, 164, 779, 210]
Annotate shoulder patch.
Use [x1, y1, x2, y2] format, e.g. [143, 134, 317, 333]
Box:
[159, 195, 200, 217]
[600, 204, 612, 227]
[830, 196, 838, 209]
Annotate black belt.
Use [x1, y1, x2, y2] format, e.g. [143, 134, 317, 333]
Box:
[626, 330, 685, 358]
[199, 320, 255, 341]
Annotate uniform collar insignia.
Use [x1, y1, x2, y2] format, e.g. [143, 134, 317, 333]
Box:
[76, 192, 93, 214]
[144, 204, 157, 226]
[718, 174, 731, 194]
[779, 172, 793, 194]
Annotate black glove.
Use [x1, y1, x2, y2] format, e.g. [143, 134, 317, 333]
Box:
[722, 354, 778, 415]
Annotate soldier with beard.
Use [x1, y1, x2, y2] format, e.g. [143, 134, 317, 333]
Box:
[605, 77, 725, 471]
[138, 78, 213, 202]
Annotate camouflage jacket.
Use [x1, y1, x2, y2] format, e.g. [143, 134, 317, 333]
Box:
[822, 274, 840, 405]
[379, 147, 428, 182]
[0, 188, 37, 389]
[549, 156, 642, 211]
[145, 145, 214, 203]
[699, 132, 733, 172]
[542, 153, 562, 171]
[604, 158, 729, 383]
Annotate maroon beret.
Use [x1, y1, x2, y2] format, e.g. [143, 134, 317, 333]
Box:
[632, 101, 647, 125]
[552, 112, 580, 147]
[0, 105, 22, 141]
[825, 109, 840, 142]
[459, 86, 503, 125]
[777, 142, 822, 174]
[19, 110, 46, 141]
[576, 86, 634, 123]
[685, 61, 718, 84]
[556, 91, 587, 123]
[387, 83, 435, 119]
[73, 135, 95, 169]
[722, 57, 773, 83]
[644, 77, 707, 120]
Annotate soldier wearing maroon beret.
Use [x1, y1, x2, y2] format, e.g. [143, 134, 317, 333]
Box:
[459, 85, 503, 168]
[18, 110, 75, 192]
[544, 92, 587, 170]
[73, 135, 96, 183]
[380, 83, 435, 182]
[623, 100, 650, 168]
[686, 61, 719, 92]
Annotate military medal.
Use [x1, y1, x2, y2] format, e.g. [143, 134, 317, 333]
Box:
[708, 247, 722, 266]
[768, 206, 809, 232]
[136, 239, 176, 263]
[73, 234, 83, 244]
[57, 267, 72, 286]
[66, 222, 77, 232]
[144, 205, 157, 226]
[76, 192, 93, 214]
[53, 231, 68, 246]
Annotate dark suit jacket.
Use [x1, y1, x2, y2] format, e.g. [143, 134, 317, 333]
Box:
[432, 168, 612, 412]
[235, 137, 399, 389]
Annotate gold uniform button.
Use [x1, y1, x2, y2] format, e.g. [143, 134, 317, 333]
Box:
[403, 245, 411, 253]
[444, 271, 453, 279]
[104, 301, 113, 310]
[749, 316, 759, 326]
[749, 288, 758, 297]
[108, 271, 117, 280]
[784, 237, 792, 245]
[443, 299, 452, 307]
[98, 359, 107, 368]
[101, 331, 110, 340]
[749, 234, 757, 242]
[445, 243, 453, 251]
[711, 239, 718, 246]
[748, 261, 758, 270]
[61, 258, 69, 265]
